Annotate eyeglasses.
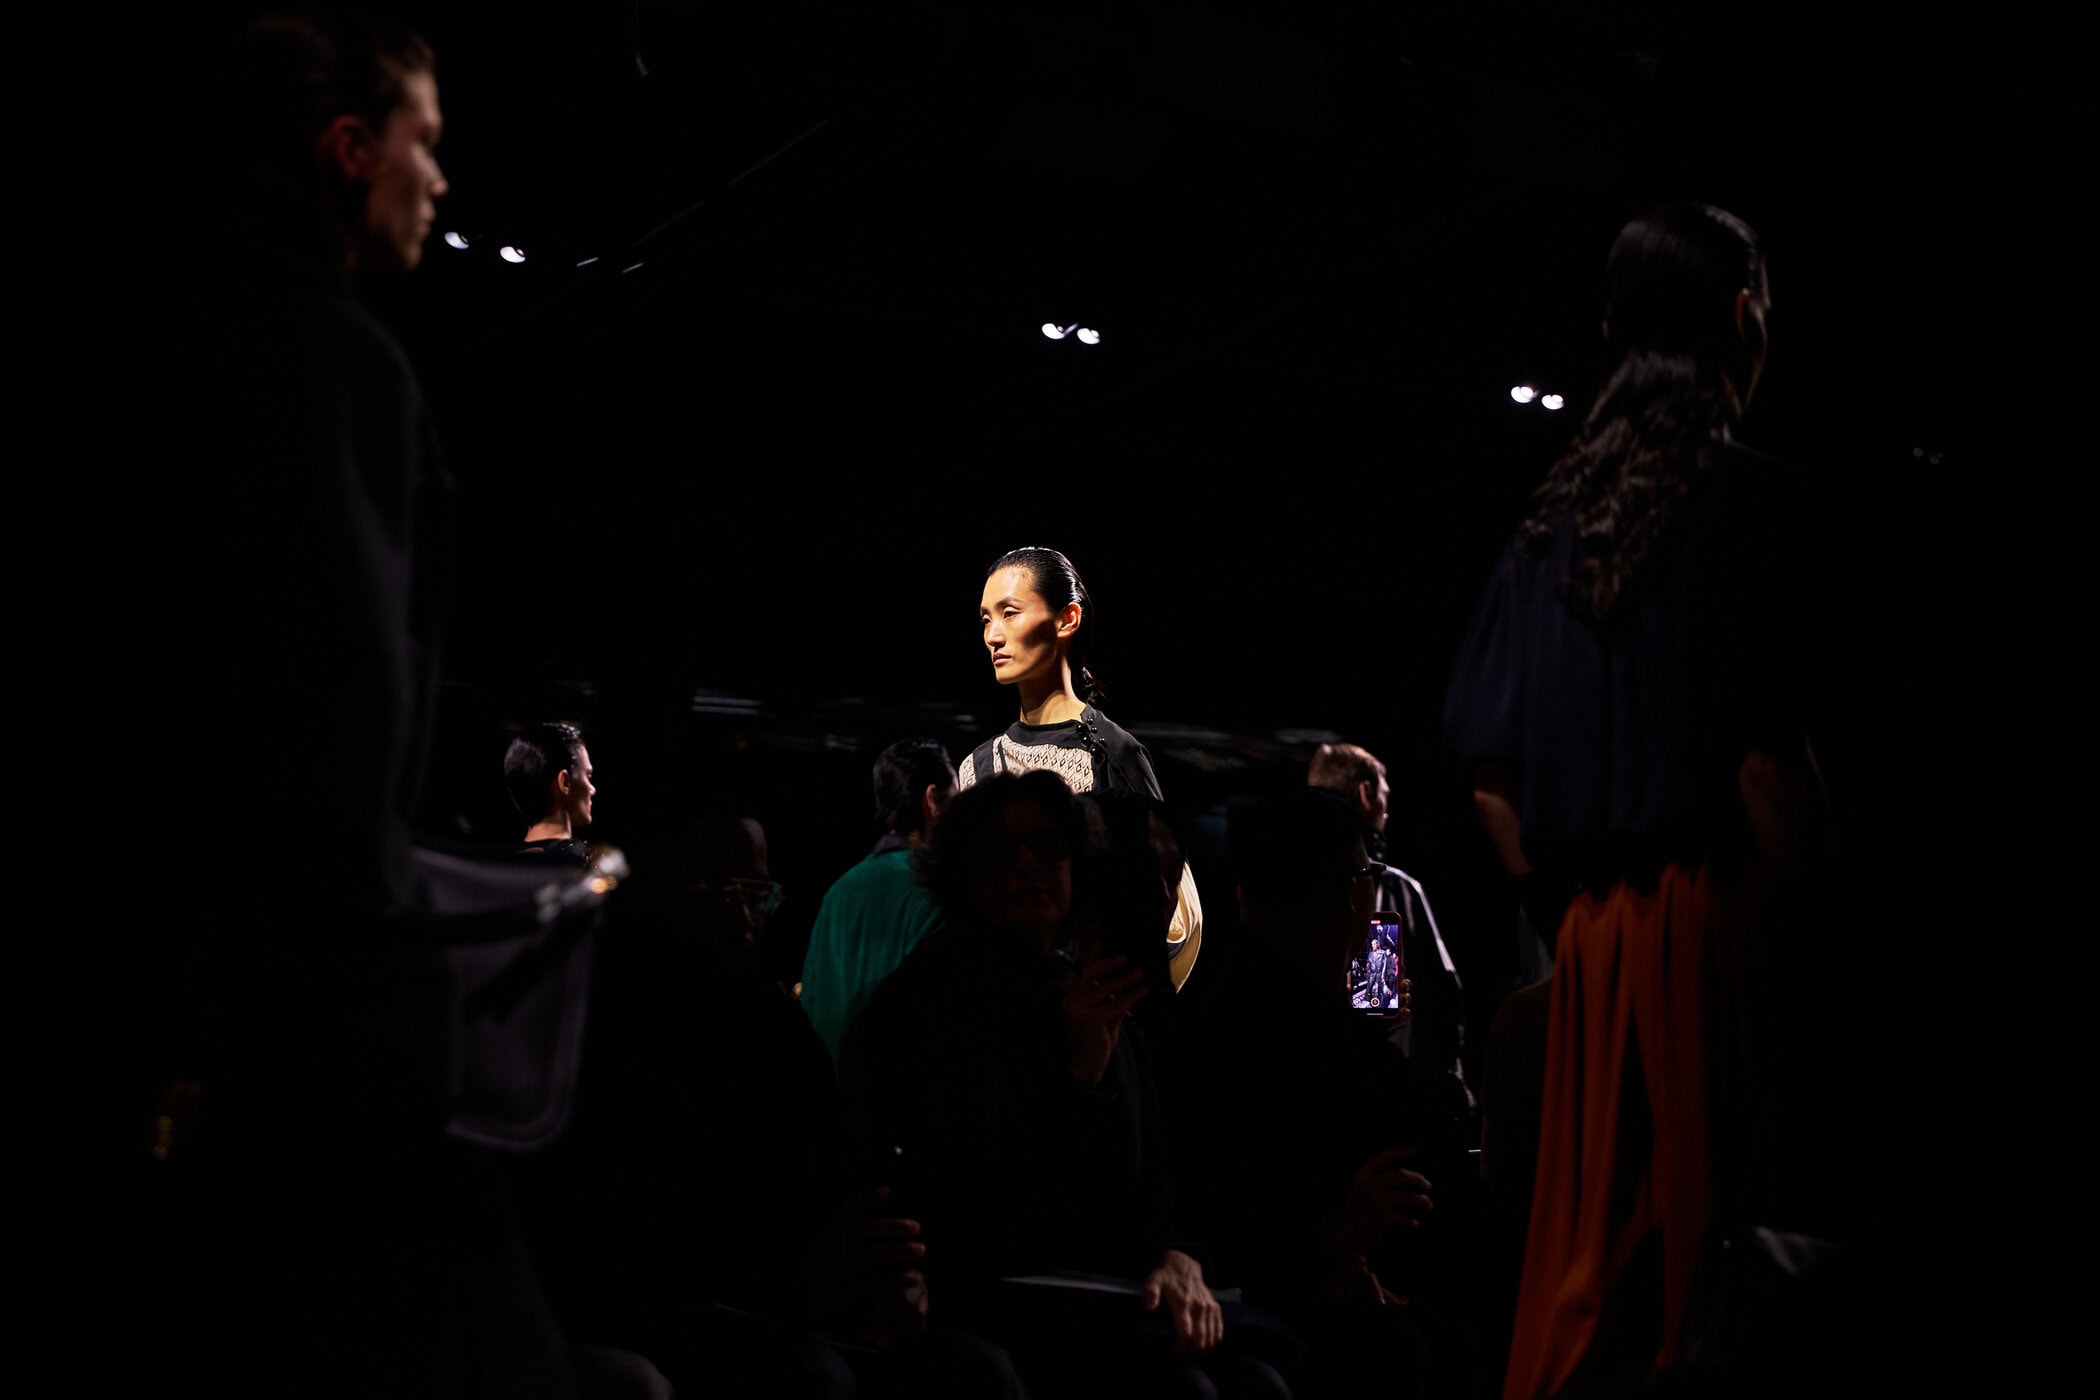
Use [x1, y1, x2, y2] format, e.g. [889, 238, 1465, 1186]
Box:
[687, 878, 784, 916]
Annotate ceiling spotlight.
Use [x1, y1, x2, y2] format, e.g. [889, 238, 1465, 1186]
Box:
[1510, 385, 1537, 404]
[1075, 327, 1101, 346]
[1042, 323, 1071, 340]
[499, 246, 527, 264]
[1540, 393, 1565, 411]
[443, 231, 470, 250]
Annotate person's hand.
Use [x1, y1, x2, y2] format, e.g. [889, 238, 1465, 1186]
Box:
[1141, 1248, 1222, 1353]
[809, 1188, 929, 1351]
[1328, 1146, 1433, 1254]
[1061, 953, 1148, 1088]
[1393, 976, 1413, 1026]
[1327, 1252, 1409, 1308]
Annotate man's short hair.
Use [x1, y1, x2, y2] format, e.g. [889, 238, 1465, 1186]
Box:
[872, 737, 955, 835]
[1231, 787, 1364, 911]
[503, 721, 584, 822]
[1307, 741, 1385, 795]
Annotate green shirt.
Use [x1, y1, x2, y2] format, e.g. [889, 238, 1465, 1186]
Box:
[799, 846, 944, 1062]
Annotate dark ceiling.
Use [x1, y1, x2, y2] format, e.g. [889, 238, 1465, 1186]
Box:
[388, 3, 1983, 447]
[154, 6, 2016, 844]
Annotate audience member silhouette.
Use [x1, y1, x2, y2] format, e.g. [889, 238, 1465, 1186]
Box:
[1072, 789, 1192, 1031]
[519, 811, 1018, 1398]
[1308, 741, 1473, 1130]
[844, 772, 1287, 1399]
[800, 736, 956, 1062]
[1160, 788, 1493, 1400]
[1474, 974, 1552, 1379]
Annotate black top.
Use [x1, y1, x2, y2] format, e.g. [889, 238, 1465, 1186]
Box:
[957, 704, 1162, 798]
[1443, 439, 1827, 895]
[170, 243, 451, 923]
[1158, 923, 1460, 1311]
[148, 241, 453, 1088]
[842, 924, 1187, 1288]
[518, 837, 591, 867]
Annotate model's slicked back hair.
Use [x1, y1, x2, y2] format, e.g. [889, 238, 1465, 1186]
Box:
[503, 721, 584, 823]
[872, 736, 956, 835]
[986, 546, 1103, 705]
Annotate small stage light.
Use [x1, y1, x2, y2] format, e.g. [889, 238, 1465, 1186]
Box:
[499, 246, 527, 264]
[443, 231, 470, 250]
[1541, 393, 1565, 411]
[1042, 323, 1071, 340]
[1510, 385, 1537, 404]
[1076, 328, 1101, 345]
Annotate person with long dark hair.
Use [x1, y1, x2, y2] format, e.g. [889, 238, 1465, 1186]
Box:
[1445, 204, 1840, 1398]
[962, 546, 1205, 989]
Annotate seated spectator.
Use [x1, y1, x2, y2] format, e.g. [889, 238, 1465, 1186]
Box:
[1071, 790, 1190, 1029]
[800, 737, 956, 1062]
[843, 772, 1286, 1399]
[1160, 788, 1493, 1400]
[517, 812, 1017, 1398]
[1477, 976, 1554, 1371]
[504, 721, 597, 865]
[1308, 742, 1474, 1132]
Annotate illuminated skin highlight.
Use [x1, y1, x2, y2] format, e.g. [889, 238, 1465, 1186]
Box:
[1365, 767, 1391, 834]
[325, 69, 448, 272]
[526, 743, 594, 842]
[979, 566, 1086, 726]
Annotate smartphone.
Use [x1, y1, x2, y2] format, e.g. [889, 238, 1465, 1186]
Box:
[1349, 910, 1407, 1017]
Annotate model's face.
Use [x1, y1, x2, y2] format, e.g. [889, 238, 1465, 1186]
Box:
[357, 71, 447, 271]
[973, 798, 1073, 935]
[979, 566, 1068, 690]
[563, 744, 596, 829]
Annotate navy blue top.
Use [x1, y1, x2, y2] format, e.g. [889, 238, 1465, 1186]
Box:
[1443, 440, 1824, 894]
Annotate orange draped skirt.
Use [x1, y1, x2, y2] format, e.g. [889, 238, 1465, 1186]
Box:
[1503, 861, 1769, 1399]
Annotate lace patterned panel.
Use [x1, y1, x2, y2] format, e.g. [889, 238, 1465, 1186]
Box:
[989, 736, 1097, 792]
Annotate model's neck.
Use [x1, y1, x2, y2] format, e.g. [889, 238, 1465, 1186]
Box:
[1017, 692, 1087, 726]
[1016, 668, 1086, 726]
[525, 816, 573, 842]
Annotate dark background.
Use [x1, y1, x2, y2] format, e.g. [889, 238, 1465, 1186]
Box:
[145, 4, 2041, 1033]
[103, 11, 2067, 1368]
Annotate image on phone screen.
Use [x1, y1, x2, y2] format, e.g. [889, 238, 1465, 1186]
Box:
[1349, 912, 1405, 1016]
